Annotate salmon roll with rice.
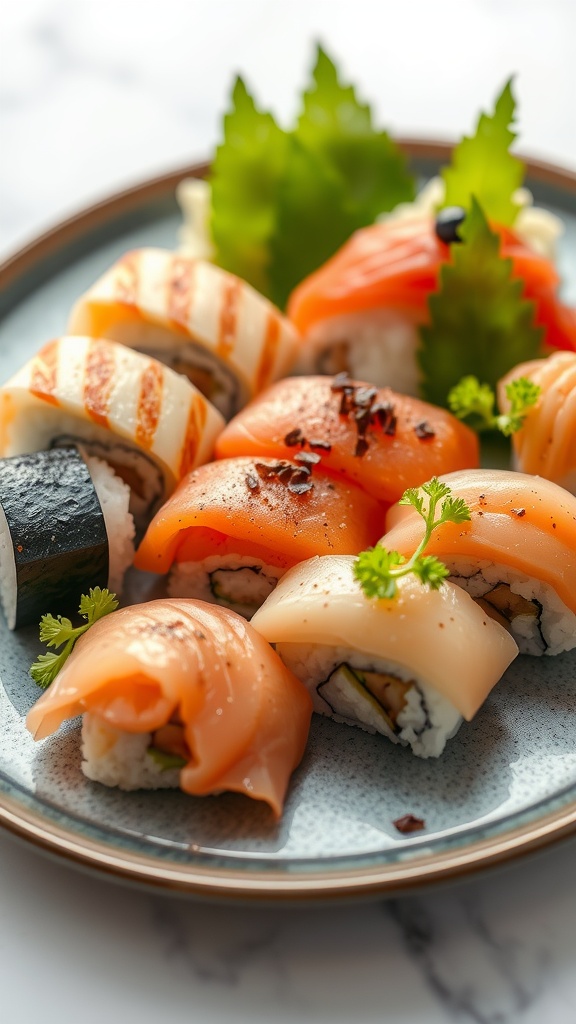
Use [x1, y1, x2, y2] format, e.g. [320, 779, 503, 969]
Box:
[383, 468, 576, 656]
[67, 249, 301, 419]
[251, 555, 518, 758]
[498, 351, 576, 494]
[216, 374, 479, 506]
[26, 599, 313, 817]
[135, 455, 384, 618]
[0, 336, 225, 532]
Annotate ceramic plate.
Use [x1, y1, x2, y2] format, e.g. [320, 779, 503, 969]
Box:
[1, 146, 576, 902]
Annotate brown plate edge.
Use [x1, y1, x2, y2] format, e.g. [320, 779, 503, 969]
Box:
[1, 144, 576, 900]
[1, 786, 576, 902]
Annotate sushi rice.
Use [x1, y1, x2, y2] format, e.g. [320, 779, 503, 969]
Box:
[276, 642, 462, 759]
[168, 554, 284, 619]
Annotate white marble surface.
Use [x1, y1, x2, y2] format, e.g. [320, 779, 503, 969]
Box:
[2, 2, 576, 1022]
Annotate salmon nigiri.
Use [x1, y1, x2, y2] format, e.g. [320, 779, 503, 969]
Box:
[287, 215, 576, 395]
[26, 599, 313, 818]
[135, 455, 384, 618]
[215, 375, 479, 507]
[383, 468, 576, 656]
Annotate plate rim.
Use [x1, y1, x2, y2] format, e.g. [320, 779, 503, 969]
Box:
[1, 143, 576, 901]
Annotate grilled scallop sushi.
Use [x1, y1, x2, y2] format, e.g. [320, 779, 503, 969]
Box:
[251, 555, 518, 758]
[0, 336, 224, 532]
[384, 468, 576, 656]
[68, 248, 301, 419]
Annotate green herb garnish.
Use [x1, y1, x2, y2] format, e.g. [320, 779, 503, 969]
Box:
[210, 45, 414, 308]
[354, 479, 471, 600]
[441, 79, 524, 224]
[30, 588, 119, 689]
[448, 375, 540, 436]
[419, 197, 543, 408]
[147, 747, 187, 771]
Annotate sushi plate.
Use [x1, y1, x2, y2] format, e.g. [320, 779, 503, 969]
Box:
[1, 146, 576, 903]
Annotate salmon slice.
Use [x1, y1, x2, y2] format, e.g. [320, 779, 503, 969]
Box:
[26, 599, 313, 817]
[215, 376, 479, 506]
[288, 217, 576, 351]
[135, 455, 385, 575]
[499, 351, 576, 484]
[383, 468, 576, 615]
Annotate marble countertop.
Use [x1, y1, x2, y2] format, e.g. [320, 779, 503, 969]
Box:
[2, 2, 576, 1022]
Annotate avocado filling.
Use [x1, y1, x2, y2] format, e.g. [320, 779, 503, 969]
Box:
[317, 663, 412, 735]
[209, 566, 278, 618]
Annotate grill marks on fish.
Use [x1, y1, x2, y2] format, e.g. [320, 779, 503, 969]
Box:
[217, 277, 243, 359]
[84, 340, 115, 427]
[114, 252, 139, 305]
[167, 256, 195, 328]
[179, 396, 208, 479]
[136, 361, 164, 449]
[255, 313, 282, 393]
[30, 341, 59, 406]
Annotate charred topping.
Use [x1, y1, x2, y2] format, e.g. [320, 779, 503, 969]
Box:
[308, 438, 332, 452]
[414, 420, 436, 441]
[245, 473, 260, 491]
[252, 460, 317, 495]
[294, 451, 321, 468]
[511, 507, 526, 517]
[284, 428, 305, 447]
[331, 373, 398, 456]
[393, 814, 426, 834]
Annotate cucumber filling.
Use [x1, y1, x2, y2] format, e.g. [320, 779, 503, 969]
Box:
[317, 663, 412, 735]
[209, 566, 278, 617]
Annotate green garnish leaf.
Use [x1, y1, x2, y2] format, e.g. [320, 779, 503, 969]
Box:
[419, 198, 543, 407]
[354, 478, 471, 601]
[210, 45, 415, 308]
[30, 588, 119, 689]
[148, 747, 187, 771]
[448, 374, 540, 436]
[441, 79, 524, 224]
[495, 376, 541, 436]
[210, 77, 289, 296]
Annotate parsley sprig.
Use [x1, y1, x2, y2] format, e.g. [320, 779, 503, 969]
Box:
[30, 588, 119, 689]
[354, 479, 471, 600]
[448, 375, 540, 436]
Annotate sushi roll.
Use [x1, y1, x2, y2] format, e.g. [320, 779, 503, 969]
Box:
[215, 374, 479, 506]
[383, 468, 576, 656]
[26, 599, 313, 817]
[286, 215, 576, 394]
[250, 555, 518, 758]
[135, 455, 384, 618]
[0, 446, 134, 629]
[0, 336, 225, 531]
[498, 351, 576, 494]
[67, 249, 301, 419]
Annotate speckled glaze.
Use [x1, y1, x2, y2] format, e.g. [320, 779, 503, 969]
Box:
[1, 156, 576, 897]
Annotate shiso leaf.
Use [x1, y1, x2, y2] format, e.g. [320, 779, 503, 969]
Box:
[419, 198, 543, 408]
[30, 588, 119, 689]
[293, 46, 414, 223]
[210, 77, 289, 296]
[441, 78, 524, 224]
[210, 45, 414, 308]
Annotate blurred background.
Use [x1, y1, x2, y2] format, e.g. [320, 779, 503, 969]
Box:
[2, 0, 575, 257]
